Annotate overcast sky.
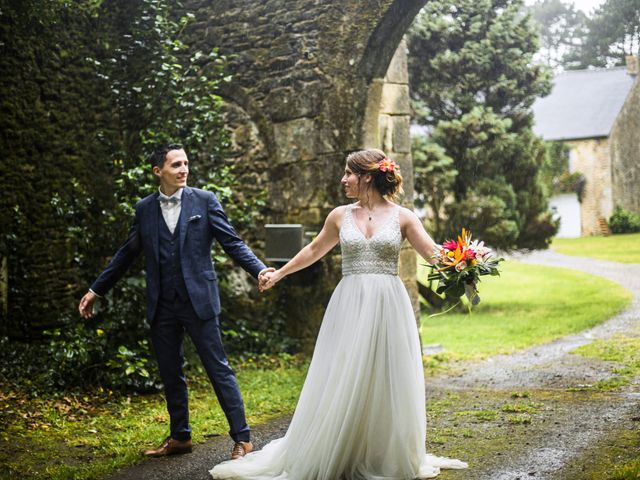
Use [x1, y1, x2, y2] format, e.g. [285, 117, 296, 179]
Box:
[525, 0, 606, 15]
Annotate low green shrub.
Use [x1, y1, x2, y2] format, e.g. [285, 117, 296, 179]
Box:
[609, 206, 640, 234]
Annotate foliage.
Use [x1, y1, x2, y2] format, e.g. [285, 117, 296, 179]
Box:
[528, 0, 589, 69]
[539, 140, 585, 200]
[79, 0, 232, 392]
[408, 0, 551, 128]
[0, 0, 288, 392]
[572, 0, 640, 68]
[529, 0, 640, 69]
[552, 171, 586, 198]
[542, 140, 570, 178]
[608, 206, 640, 234]
[411, 135, 457, 236]
[408, 0, 557, 250]
[0, 358, 308, 479]
[0, 0, 113, 338]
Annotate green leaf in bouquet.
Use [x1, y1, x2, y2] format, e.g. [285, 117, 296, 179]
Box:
[428, 272, 442, 282]
[443, 282, 465, 299]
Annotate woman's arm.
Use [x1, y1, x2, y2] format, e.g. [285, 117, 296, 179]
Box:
[400, 208, 439, 265]
[262, 207, 344, 289]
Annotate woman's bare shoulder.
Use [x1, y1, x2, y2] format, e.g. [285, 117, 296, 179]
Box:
[324, 205, 351, 228]
[398, 205, 420, 223]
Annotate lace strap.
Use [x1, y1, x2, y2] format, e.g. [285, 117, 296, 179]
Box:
[393, 204, 402, 237]
[340, 204, 354, 235]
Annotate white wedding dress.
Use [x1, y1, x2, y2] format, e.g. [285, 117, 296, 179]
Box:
[211, 204, 467, 479]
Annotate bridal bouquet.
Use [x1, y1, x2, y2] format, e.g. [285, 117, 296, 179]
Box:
[427, 228, 503, 307]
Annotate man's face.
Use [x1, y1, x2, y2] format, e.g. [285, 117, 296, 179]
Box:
[154, 148, 189, 194]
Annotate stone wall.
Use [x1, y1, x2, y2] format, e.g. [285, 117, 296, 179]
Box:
[567, 139, 613, 236]
[610, 75, 640, 215]
[362, 38, 419, 318]
[182, 0, 427, 349]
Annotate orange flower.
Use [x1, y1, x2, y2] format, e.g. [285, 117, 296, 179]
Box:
[378, 158, 398, 172]
[438, 243, 467, 271]
[457, 228, 472, 247]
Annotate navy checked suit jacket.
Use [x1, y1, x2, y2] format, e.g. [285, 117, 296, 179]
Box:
[91, 187, 266, 321]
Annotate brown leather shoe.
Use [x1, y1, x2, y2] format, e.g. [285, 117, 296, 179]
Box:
[143, 436, 193, 457]
[231, 441, 253, 460]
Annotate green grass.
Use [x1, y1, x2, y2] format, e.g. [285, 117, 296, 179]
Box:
[611, 458, 640, 480]
[0, 362, 308, 480]
[572, 331, 640, 391]
[551, 232, 640, 263]
[418, 260, 632, 358]
[500, 402, 543, 414]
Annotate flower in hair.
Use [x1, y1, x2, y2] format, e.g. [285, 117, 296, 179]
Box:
[378, 157, 398, 172]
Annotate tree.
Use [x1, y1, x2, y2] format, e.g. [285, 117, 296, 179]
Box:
[530, 0, 640, 69]
[411, 135, 457, 237]
[408, 0, 557, 250]
[409, 0, 551, 129]
[528, 0, 589, 69]
[576, 0, 640, 67]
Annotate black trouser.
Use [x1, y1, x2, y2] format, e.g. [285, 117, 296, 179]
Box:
[150, 296, 250, 442]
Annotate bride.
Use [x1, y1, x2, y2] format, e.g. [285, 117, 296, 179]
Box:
[210, 149, 467, 479]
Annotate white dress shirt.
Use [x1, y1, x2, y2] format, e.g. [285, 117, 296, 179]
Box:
[158, 187, 183, 235]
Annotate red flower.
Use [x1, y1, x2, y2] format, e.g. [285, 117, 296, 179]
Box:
[378, 158, 398, 172]
[464, 249, 476, 260]
[442, 239, 458, 251]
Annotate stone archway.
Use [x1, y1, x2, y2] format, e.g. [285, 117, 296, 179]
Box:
[183, 0, 428, 348]
[361, 38, 420, 317]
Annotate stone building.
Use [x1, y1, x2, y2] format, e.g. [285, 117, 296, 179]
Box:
[532, 57, 640, 236]
[183, 0, 426, 349]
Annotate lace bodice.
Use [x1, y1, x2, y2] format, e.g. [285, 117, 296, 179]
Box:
[340, 204, 402, 276]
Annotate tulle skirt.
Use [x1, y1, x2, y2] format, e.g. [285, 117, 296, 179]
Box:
[211, 274, 467, 479]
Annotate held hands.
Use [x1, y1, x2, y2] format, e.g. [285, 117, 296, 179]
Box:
[258, 267, 275, 292]
[78, 291, 98, 319]
[258, 269, 281, 292]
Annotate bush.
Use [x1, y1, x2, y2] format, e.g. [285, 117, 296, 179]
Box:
[609, 206, 640, 234]
[552, 171, 586, 200]
[1, 0, 295, 393]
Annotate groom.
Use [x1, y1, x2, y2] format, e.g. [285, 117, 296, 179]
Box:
[79, 143, 272, 459]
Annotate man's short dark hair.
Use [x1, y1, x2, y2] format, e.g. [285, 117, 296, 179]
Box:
[149, 143, 183, 169]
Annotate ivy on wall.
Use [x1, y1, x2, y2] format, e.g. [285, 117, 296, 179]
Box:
[0, 0, 115, 337]
[0, 0, 292, 391]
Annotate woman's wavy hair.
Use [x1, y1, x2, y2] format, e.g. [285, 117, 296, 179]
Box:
[346, 148, 403, 200]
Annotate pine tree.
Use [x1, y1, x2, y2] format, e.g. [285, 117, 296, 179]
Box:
[408, 0, 557, 249]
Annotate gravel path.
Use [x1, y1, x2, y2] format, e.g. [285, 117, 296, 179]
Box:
[431, 250, 640, 391]
[429, 250, 640, 479]
[108, 250, 640, 480]
[108, 416, 292, 480]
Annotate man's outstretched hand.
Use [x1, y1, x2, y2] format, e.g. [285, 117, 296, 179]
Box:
[79, 291, 98, 319]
